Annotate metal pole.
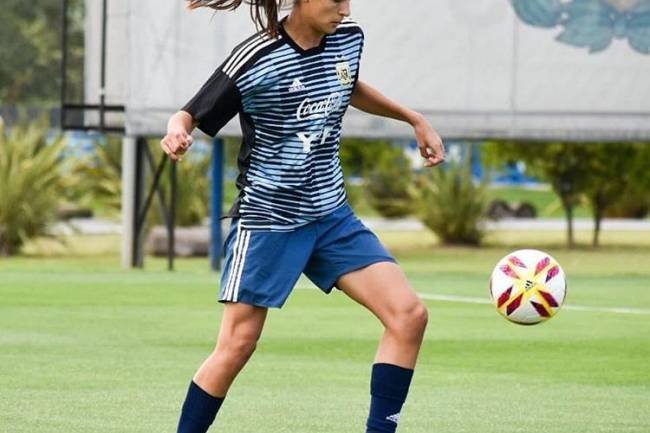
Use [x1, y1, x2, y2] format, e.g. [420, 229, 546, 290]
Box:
[121, 136, 137, 269]
[137, 155, 168, 230]
[169, 161, 177, 271]
[60, 0, 69, 129]
[210, 138, 225, 271]
[133, 137, 146, 268]
[143, 145, 172, 228]
[99, 0, 108, 131]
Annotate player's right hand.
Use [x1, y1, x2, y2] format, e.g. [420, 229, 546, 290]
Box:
[161, 130, 193, 161]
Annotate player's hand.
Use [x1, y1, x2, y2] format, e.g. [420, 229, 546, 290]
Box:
[160, 129, 193, 161]
[412, 115, 445, 168]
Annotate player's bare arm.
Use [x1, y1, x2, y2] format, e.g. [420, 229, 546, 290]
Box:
[351, 80, 445, 167]
[160, 110, 196, 161]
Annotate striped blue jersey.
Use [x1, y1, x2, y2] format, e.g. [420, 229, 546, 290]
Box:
[183, 17, 364, 231]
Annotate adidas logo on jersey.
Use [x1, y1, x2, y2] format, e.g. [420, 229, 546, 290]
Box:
[288, 78, 306, 93]
[386, 413, 401, 424]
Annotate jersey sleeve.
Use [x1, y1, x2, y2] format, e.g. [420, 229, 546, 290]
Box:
[351, 29, 365, 92]
[182, 66, 242, 137]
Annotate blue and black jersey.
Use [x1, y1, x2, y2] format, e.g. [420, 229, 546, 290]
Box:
[183, 17, 364, 231]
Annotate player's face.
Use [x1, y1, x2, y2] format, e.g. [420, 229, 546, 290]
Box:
[301, 0, 351, 34]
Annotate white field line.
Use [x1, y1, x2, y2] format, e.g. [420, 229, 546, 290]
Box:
[295, 286, 650, 315]
[417, 293, 650, 316]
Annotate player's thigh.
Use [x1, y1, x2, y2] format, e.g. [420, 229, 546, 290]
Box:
[336, 261, 427, 329]
[216, 302, 268, 349]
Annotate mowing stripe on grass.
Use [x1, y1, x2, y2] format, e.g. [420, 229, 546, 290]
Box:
[416, 293, 650, 315]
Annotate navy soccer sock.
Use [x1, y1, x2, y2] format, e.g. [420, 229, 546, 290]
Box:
[177, 380, 224, 433]
[366, 363, 414, 433]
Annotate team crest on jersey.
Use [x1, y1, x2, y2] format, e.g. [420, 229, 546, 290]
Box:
[336, 61, 353, 86]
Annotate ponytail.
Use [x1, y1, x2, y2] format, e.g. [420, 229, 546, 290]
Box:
[187, 0, 287, 38]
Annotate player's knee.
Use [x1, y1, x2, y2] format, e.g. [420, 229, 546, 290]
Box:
[409, 301, 429, 335]
[388, 301, 428, 341]
[218, 334, 258, 363]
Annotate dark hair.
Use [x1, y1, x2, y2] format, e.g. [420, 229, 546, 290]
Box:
[187, 0, 288, 38]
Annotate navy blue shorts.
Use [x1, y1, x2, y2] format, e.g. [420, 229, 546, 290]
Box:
[218, 203, 397, 308]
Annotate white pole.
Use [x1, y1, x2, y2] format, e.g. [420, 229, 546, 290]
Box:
[121, 135, 137, 268]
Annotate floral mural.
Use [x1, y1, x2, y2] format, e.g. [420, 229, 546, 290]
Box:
[511, 0, 650, 54]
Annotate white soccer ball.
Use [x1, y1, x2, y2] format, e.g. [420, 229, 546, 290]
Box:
[489, 249, 567, 325]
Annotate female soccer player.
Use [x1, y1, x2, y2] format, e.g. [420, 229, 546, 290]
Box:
[161, 1, 445, 432]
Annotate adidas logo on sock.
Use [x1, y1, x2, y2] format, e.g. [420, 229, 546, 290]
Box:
[288, 78, 306, 92]
[386, 413, 401, 424]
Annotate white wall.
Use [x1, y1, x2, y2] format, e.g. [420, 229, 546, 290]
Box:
[87, 0, 650, 140]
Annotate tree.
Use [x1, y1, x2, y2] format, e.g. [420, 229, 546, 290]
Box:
[0, 0, 84, 105]
[485, 140, 592, 248]
[582, 143, 636, 247]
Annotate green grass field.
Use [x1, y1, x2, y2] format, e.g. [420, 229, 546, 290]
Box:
[1, 234, 649, 432]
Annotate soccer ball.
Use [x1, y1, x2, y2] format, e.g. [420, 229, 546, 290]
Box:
[489, 249, 567, 325]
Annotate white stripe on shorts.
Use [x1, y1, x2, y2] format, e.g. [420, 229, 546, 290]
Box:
[224, 224, 251, 302]
[223, 221, 243, 301]
[232, 230, 251, 302]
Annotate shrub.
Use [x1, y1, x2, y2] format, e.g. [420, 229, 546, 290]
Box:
[0, 120, 66, 255]
[364, 146, 415, 218]
[340, 137, 393, 176]
[72, 137, 210, 227]
[604, 192, 648, 218]
[149, 141, 211, 227]
[71, 134, 123, 215]
[603, 143, 650, 219]
[343, 179, 362, 210]
[415, 162, 488, 246]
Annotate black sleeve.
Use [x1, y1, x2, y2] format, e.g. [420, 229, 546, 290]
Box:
[351, 30, 365, 93]
[182, 68, 242, 137]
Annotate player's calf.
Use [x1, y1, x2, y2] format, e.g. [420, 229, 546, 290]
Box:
[177, 303, 267, 433]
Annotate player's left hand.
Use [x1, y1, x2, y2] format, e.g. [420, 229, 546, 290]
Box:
[413, 115, 445, 168]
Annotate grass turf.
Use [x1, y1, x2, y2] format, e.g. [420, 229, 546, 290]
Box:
[1, 243, 649, 432]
